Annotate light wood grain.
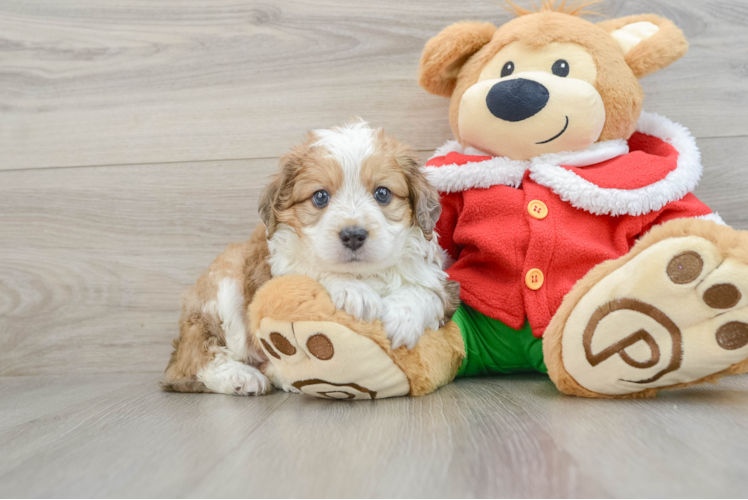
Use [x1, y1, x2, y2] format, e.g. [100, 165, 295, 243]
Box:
[1, 0, 746, 170]
[197, 375, 748, 498]
[0, 157, 275, 376]
[0, 373, 292, 498]
[1, 373, 747, 498]
[1, 136, 747, 377]
[1, 1, 748, 497]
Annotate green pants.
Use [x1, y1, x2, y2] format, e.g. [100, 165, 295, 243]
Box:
[453, 303, 547, 377]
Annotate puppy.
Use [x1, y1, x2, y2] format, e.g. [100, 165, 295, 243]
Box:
[162, 121, 458, 396]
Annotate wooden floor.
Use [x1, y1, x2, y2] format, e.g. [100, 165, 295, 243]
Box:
[2, 373, 748, 498]
[1, 0, 747, 497]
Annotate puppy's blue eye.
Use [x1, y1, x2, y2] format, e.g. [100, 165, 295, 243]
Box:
[374, 187, 392, 205]
[552, 59, 569, 77]
[312, 190, 329, 208]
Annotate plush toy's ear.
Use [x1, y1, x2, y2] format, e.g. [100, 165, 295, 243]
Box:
[597, 14, 688, 79]
[419, 21, 497, 97]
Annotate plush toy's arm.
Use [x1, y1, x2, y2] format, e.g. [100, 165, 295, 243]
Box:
[435, 191, 465, 265]
[640, 192, 722, 236]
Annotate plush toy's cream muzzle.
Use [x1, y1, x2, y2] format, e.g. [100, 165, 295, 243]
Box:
[458, 71, 606, 160]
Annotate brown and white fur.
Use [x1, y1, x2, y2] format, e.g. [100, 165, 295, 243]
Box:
[162, 121, 458, 395]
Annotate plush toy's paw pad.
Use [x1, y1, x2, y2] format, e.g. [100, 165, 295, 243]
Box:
[257, 318, 409, 400]
[562, 235, 748, 396]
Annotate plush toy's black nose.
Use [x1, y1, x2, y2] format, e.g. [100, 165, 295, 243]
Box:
[339, 226, 368, 251]
[486, 78, 549, 122]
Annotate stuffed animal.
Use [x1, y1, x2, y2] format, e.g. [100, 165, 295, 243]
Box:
[250, 2, 748, 399]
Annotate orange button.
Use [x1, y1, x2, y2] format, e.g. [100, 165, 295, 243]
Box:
[525, 268, 544, 290]
[528, 200, 548, 220]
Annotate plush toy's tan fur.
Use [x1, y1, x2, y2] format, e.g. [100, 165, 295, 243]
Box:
[597, 15, 689, 79]
[167, 5, 738, 401]
[544, 218, 748, 398]
[249, 275, 465, 396]
[502, 0, 601, 17]
[419, 21, 497, 98]
[418, 8, 688, 148]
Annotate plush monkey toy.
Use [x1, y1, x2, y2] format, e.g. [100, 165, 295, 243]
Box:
[250, 2, 748, 399]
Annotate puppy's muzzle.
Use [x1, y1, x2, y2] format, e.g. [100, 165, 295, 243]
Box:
[486, 78, 549, 122]
[339, 226, 368, 251]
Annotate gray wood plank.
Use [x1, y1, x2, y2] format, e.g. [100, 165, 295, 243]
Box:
[0, 157, 275, 376]
[0, 374, 291, 498]
[1, 136, 747, 377]
[1, 373, 747, 497]
[0, 373, 155, 432]
[695, 134, 748, 226]
[1, 1, 747, 498]
[1, 0, 746, 170]
[188, 376, 606, 498]
[191, 375, 748, 498]
[490, 374, 748, 499]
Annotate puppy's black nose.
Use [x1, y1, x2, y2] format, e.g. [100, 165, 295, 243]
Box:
[486, 78, 549, 122]
[339, 226, 368, 251]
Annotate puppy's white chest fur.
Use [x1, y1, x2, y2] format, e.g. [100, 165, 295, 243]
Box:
[259, 121, 452, 349]
[268, 226, 449, 350]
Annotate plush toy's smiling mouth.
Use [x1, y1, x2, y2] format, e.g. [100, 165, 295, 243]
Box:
[536, 116, 569, 144]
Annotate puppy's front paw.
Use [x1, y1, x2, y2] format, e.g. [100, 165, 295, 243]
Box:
[198, 354, 272, 396]
[381, 298, 426, 350]
[231, 365, 272, 396]
[326, 280, 382, 322]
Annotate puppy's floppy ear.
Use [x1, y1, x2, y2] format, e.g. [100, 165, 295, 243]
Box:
[597, 14, 688, 79]
[258, 148, 303, 237]
[398, 154, 441, 240]
[258, 173, 283, 236]
[419, 21, 497, 97]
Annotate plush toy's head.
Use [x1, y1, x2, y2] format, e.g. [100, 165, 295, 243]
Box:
[419, 1, 688, 160]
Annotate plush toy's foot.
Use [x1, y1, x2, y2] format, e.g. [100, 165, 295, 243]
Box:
[257, 318, 409, 400]
[545, 219, 748, 398]
[249, 275, 464, 400]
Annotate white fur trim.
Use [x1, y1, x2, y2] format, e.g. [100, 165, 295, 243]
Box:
[530, 112, 702, 216]
[429, 140, 494, 159]
[425, 136, 628, 194]
[425, 112, 703, 216]
[423, 155, 529, 192]
[534, 139, 629, 168]
[696, 212, 726, 226]
[431, 140, 463, 159]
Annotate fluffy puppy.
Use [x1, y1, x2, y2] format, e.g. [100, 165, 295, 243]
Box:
[263, 121, 457, 350]
[161, 225, 273, 396]
[162, 121, 457, 396]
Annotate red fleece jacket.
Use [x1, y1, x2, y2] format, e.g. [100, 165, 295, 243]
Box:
[424, 113, 716, 338]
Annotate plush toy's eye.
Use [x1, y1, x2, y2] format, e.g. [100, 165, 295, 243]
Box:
[552, 59, 570, 77]
[500, 61, 514, 77]
[374, 186, 392, 205]
[312, 190, 330, 208]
